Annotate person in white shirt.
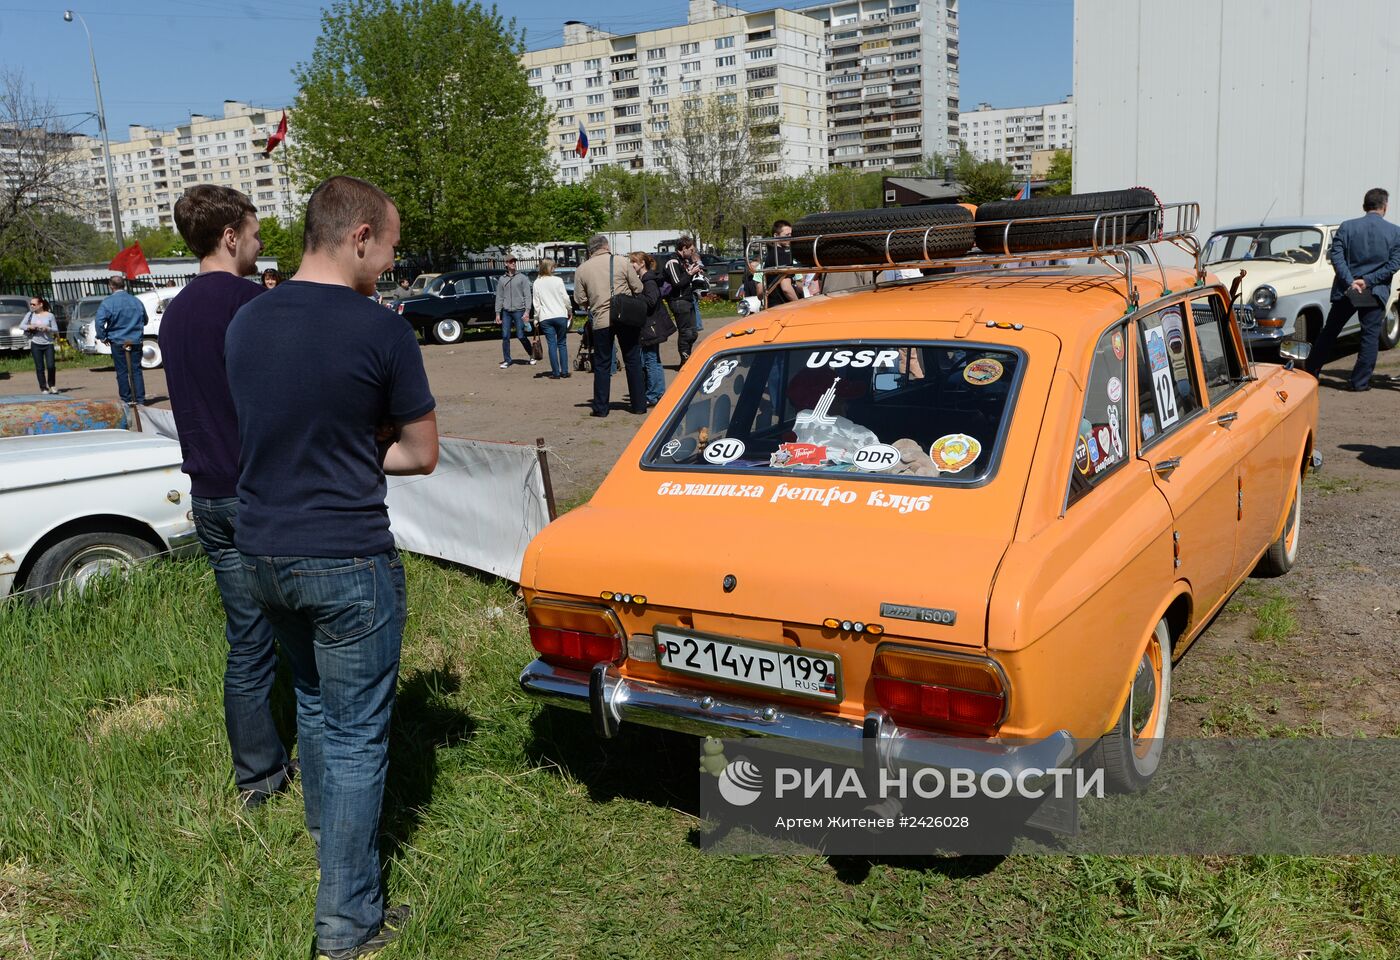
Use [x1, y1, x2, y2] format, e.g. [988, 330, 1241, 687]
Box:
[532, 259, 572, 379]
[23, 296, 60, 394]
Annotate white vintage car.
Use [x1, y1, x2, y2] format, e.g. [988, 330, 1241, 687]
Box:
[70, 287, 180, 370]
[0, 426, 197, 600]
[1203, 218, 1400, 353]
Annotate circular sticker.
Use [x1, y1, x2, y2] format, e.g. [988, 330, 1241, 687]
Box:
[929, 433, 982, 473]
[703, 437, 745, 465]
[852, 443, 900, 472]
[1111, 329, 1125, 360]
[1075, 434, 1091, 475]
[1107, 376, 1122, 404]
[963, 357, 1004, 386]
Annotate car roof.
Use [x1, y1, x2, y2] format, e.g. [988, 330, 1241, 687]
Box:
[748, 265, 1200, 362]
[1211, 218, 1346, 232]
[436, 269, 500, 280]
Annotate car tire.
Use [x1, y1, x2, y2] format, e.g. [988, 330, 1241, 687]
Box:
[140, 336, 162, 370]
[791, 204, 975, 268]
[1380, 305, 1400, 351]
[24, 532, 157, 602]
[974, 187, 1162, 255]
[430, 318, 465, 345]
[1254, 472, 1302, 577]
[1084, 618, 1172, 793]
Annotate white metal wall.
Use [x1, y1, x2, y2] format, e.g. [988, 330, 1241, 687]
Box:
[1074, 0, 1400, 238]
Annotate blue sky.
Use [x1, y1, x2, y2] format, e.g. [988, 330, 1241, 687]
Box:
[9, 0, 1071, 137]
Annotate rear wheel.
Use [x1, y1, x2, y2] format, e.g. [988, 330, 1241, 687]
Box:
[25, 532, 157, 602]
[1085, 619, 1172, 792]
[430, 318, 465, 345]
[1254, 472, 1302, 577]
[140, 336, 162, 370]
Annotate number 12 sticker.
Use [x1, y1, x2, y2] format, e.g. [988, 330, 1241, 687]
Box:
[1143, 325, 1180, 428]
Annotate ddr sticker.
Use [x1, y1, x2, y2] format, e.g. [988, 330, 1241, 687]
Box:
[929, 433, 982, 473]
[702, 358, 739, 395]
[853, 443, 900, 471]
[1106, 376, 1122, 404]
[703, 437, 745, 465]
[963, 357, 1004, 386]
[1111, 329, 1125, 360]
[770, 442, 826, 468]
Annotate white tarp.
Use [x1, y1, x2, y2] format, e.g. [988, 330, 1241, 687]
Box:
[137, 412, 550, 581]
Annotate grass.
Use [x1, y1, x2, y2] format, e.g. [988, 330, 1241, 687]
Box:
[2, 557, 1399, 958]
[1250, 593, 1298, 644]
[0, 348, 107, 377]
[1306, 474, 1363, 496]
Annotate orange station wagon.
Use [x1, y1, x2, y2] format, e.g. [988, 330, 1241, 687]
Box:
[518, 197, 1319, 791]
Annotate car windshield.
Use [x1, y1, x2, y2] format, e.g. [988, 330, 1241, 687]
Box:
[645, 342, 1023, 485]
[1204, 228, 1325, 265]
[0, 299, 28, 316]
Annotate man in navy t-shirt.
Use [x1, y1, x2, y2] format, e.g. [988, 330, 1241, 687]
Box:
[227, 176, 437, 960]
[162, 184, 294, 809]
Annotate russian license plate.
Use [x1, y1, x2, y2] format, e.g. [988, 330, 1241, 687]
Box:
[653, 627, 841, 701]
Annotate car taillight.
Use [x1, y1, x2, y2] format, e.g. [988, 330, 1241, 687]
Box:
[527, 600, 624, 671]
[871, 645, 1007, 735]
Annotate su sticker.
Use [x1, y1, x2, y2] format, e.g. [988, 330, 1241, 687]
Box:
[963, 357, 1004, 386]
[703, 438, 745, 465]
[929, 433, 982, 473]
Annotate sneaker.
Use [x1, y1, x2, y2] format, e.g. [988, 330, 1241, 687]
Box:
[528, 358, 539, 365]
[315, 905, 411, 960]
[499, 361, 511, 369]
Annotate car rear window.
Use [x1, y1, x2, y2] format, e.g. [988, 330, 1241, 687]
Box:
[644, 342, 1023, 485]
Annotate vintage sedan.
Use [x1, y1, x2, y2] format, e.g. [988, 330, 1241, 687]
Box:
[1204, 218, 1400, 353]
[517, 202, 1317, 795]
[394, 269, 501, 344]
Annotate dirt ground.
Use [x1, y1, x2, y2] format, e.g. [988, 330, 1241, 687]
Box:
[3, 322, 1397, 736]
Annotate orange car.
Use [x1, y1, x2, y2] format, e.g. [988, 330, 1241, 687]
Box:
[519, 202, 1318, 791]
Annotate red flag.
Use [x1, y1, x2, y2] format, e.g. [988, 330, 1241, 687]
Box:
[263, 111, 288, 157]
[108, 242, 150, 279]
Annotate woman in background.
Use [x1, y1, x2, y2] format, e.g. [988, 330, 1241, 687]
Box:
[23, 296, 59, 394]
[532, 259, 571, 379]
[260, 268, 281, 289]
[630, 251, 674, 408]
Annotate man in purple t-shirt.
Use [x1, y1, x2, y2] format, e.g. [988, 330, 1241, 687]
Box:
[161, 185, 293, 808]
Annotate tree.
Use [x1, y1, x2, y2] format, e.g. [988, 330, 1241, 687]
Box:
[129, 225, 187, 259]
[290, 0, 551, 257]
[950, 146, 1015, 204]
[585, 167, 678, 231]
[0, 70, 91, 276]
[1045, 149, 1072, 196]
[259, 216, 305, 272]
[534, 183, 605, 241]
[748, 168, 885, 230]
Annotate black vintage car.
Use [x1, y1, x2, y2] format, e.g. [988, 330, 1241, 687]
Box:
[394, 269, 502, 344]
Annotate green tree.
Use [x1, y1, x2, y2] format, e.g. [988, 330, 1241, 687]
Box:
[534, 183, 606, 241]
[129, 225, 187, 259]
[258, 216, 305, 272]
[1045, 149, 1072, 196]
[290, 0, 551, 257]
[949, 146, 1015, 204]
[585, 167, 677, 231]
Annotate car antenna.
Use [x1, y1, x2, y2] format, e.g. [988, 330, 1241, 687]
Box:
[1257, 197, 1278, 227]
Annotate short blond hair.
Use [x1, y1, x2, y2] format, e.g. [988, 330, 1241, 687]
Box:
[538, 258, 555, 277]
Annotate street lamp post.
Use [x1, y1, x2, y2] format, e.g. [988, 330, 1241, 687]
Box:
[64, 10, 124, 248]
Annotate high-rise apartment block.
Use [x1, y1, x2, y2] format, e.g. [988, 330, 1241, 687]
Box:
[958, 97, 1075, 178]
[797, 0, 960, 170]
[70, 101, 301, 236]
[522, 0, 828, 182]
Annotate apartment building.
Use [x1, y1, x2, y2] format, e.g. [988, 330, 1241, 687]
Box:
[958, 97, 1074, 179]
[522, 0, 828, 183]
[797, 0, 960, 171]
[70, 101, 301, 236]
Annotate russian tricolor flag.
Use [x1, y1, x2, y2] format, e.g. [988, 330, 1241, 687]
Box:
[576, 121, 589, 159]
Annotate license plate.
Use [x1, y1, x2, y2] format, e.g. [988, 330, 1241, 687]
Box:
[653, 627, 841, 701]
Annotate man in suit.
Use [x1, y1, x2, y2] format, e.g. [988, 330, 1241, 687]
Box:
[1306, 187, 1400, 391]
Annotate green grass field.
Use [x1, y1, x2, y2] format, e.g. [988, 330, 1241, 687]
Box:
[1, 556, 1397, 958]
[0, 348, 107, 377]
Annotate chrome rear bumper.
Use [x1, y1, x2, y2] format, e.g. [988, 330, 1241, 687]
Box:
[520, 658, 1074, 776]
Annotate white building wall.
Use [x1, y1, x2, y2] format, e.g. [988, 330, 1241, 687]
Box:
[958, 98, 1074, 177]
[1073, 0, 1400, 238]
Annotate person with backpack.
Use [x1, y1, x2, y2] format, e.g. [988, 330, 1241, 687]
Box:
[630, 251, 675, 408]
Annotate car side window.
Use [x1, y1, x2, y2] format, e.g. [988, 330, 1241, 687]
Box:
[470, 277, 490, 294]
[1136, 304, 1203, 446]
[1190, 294, 1246, 406]
[1067, 322, 1130, 507]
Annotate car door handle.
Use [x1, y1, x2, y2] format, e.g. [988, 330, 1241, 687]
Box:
[1153, 457, 1182, 476]
[1215, 412, 1238, 426]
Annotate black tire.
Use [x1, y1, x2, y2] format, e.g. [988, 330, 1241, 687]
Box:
[1254, 472, 1301, 577]
[1381, 305, 1400, 351]
[430, 318, 465, 345]
[791, 204, 974, 268]
[1083, 619, 1172, 793]
[974, 188, 1162, 255]
[25, 532, 157, 601]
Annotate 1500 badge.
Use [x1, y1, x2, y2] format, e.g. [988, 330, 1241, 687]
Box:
[879, 602, 958, 626]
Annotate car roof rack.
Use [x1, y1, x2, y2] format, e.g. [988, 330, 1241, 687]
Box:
[747, 201, 1202, 311]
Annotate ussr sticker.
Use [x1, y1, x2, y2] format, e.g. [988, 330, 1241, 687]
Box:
[963, 357, 1004, 386]
[703, 437, 745, 465]
[1106, 376, 1123, 404]
[1111, 329, 1125, 360]
[929, 433, 982, 473]
[770, 442, 826, 468]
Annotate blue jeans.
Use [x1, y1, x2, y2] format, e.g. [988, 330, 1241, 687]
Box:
[111, 340, 145, 403]
[193, 497, 291, 798]
[1308, 297, 1386, 389]
[641, 344, 665, 405]
[500, 308, 531, 363]
[692, 293, 703, 332]
[30, 343, 55, 391]
[240, 549, 406, 954]
[539, 316, 569, 375]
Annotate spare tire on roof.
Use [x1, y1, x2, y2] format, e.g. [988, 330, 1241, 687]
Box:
[790, 204, 974, 268]
[973, 187, 1162, 255]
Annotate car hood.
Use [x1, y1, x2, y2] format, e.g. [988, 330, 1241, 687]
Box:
[0, 428, 183, 493]
[522, 477, 1023, 648]
[1207, 259, 1321, 295]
